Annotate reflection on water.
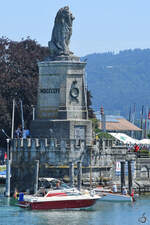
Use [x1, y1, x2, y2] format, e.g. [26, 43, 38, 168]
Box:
[0, 184, 150, 225]
[0, 184, 5, 196]
[32, 210, 95, 225]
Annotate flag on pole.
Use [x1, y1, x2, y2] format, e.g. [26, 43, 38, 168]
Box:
[4, 152, 7, 160]
[128, 105, 131, 122]
[144, 114, 147, 138]
[132, 103, 136, 123]
[148, 108, 150, 120]
[140, 105, 144, 129]
[131, 103, 136, 138]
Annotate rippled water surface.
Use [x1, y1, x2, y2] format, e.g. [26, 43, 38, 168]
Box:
[0, 185, 150, 225]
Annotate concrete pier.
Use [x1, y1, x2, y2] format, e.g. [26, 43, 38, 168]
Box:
[9, 137, 150, 194]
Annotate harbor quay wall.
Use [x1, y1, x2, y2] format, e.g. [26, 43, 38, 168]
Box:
[136, 158, 150, 180]
[10, 138, 150, 193]
[99, 141, 150, 189]
[11, 138, 87, 192]
[91, 142, 137, 185]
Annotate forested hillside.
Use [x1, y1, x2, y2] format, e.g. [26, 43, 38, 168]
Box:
[83, 49, 150, 117]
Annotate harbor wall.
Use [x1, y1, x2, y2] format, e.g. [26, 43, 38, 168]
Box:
[10, 138, 140, 193]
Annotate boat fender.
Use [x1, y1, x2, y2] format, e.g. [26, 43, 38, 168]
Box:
[13, 191, 19, 199]
[18, 193, 24, 202]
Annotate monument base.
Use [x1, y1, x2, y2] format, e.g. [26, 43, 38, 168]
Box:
[30, 119, 92, 146]
[48, 55, 80, 62]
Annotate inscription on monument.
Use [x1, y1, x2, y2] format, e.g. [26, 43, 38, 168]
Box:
[40, 88, 60, 94]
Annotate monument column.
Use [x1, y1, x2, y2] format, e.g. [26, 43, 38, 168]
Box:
[30, 6, 92, 146]
[36, 60, 88, 120]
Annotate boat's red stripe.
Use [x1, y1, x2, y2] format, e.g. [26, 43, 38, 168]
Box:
[46, 192, 67, 197]
[29, 199, 96, 210]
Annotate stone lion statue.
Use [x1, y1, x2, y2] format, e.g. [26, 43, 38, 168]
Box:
[48, 6, 75, 57]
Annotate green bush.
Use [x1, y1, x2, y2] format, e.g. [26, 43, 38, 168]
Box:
[0, 165, 6, 172]
[140, 149, 149, 154]
[97, 132, 114, 139]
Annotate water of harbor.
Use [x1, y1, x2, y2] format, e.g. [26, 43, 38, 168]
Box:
[0, 185, 150, 225]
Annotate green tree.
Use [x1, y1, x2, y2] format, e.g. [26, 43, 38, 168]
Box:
[0, 37, 49, 142]
[87, 90, 95, 118]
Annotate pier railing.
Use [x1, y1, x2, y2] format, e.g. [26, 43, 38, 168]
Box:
[10, 138, 87, 165]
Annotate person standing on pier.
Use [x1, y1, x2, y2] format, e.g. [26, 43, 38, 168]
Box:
[122, 186, 127, 195]
[15, 125, 22, 138]
[112, 183, 117, 192]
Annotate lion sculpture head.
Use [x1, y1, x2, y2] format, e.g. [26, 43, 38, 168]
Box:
[48, 6, 75, 57]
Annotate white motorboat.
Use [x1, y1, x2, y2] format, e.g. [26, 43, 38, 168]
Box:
[94, 187, 133, 202]
[16, 178, 100, 210]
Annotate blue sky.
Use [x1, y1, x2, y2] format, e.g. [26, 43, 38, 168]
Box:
[1, 0, 150, 56]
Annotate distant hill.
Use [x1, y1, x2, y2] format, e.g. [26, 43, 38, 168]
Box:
[82, 49, 150, 117]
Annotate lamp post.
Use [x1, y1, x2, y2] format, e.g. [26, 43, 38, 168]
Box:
[31, 105, 35, 121]
[90, 147, 92, 189]
[5, 139, 11, 197]
[11, 99, 15, 139]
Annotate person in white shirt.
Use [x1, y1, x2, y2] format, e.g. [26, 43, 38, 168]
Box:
[122, 186, 127, 195]
[112, 183, 117, 192]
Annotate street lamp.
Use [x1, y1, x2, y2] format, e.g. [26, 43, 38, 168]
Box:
[5, 139, 11, 197]
[31, 105, 35, 120]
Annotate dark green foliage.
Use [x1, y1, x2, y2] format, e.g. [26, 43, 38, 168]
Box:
[147, 134, 150, 139]
[97, 131, 113, 139]
[137, 149, 150, 158]
[140, 149, 149, 154]
[87, 90, 95, 118]
[0, 37, 93, 147]
[0, 37, 49, 145]
[83, 49, 150, 116]
[95, 128, 101, 134]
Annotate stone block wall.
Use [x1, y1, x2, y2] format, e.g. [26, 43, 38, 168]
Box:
[11, 138, 86, 165]
[136, 158, 150, 180]
[10, 138, 149, 193]
[11, 138, 87, 192]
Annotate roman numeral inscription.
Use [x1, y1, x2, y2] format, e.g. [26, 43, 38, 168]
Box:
[40, 88, 60, 94]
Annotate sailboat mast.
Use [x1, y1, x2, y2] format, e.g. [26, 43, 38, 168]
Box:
[20, 100, 24, 132]
[11, 99, 15, 139]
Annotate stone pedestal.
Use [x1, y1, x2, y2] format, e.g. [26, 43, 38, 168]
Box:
[30, 57, 92, 145]
[31, 119, 92, 146]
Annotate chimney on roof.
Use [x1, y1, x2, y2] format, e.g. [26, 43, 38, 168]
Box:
[100, 106, 104, 115]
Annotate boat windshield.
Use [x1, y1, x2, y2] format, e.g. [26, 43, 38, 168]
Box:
[59, 183, 71, 189]
[38, 179, 71, 190]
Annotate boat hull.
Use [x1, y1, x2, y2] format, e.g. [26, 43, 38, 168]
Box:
[19, 198, 97, 210]
[99, 193, 132, 202]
